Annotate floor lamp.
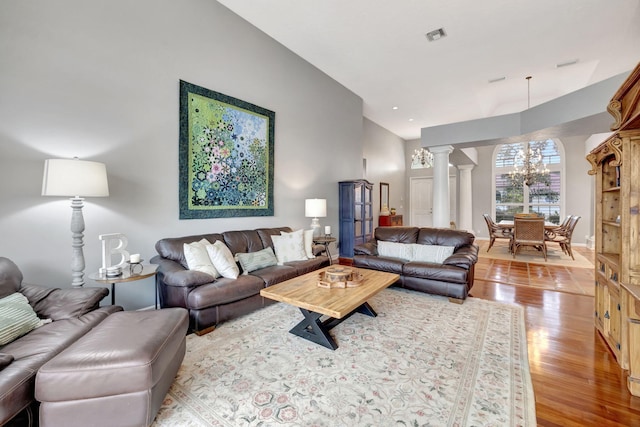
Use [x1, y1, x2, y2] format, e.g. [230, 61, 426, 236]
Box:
[42, 158, 109, 287]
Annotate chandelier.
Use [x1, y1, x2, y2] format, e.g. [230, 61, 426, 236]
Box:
[508, 76, 549, 186]
[509, 143, 549, 186]
[411, 147, 433, 168]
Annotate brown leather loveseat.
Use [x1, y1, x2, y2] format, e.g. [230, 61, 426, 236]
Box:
[353, 227, 479, 303]
[0, 257, 122, 426]
[151, 227, 330, 335]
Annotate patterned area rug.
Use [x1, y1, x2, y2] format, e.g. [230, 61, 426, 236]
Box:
[153, 289, 536, 426]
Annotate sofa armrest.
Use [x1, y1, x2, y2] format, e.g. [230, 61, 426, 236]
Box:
[20, 283, 110, 321]
[442, 245, 479, 269]
[153, 257, 214, 288]
[354, 241, 378, 256]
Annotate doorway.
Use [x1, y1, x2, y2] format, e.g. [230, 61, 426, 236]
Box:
[409, 176, 457, 227]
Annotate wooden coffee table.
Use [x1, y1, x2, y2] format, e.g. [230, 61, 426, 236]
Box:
[260, 266, 399, 350]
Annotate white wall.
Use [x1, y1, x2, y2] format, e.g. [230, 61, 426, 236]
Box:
[0, 0, 366, 309]
[362, 119, 406, 220]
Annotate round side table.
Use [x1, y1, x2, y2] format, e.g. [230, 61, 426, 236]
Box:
[313, 236, 337, 265]
[89, 264, 157, 307]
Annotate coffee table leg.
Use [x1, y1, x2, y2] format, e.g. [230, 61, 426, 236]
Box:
[289, 309, 338, 350]
[356, 302, 377, 317]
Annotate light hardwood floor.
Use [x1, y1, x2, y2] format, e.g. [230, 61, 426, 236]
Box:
[471, 246, 640, 426]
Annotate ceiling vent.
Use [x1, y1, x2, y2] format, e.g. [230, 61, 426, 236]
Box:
[425, 28, 446, 42]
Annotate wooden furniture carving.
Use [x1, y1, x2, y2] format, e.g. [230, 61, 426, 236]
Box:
[588, 62, 640, 396]
[339, 180, 374, 259]
[379, 214, 403, 227]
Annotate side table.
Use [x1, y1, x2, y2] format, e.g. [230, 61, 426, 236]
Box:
[313, 236, 337, 265]
[89, 264, 158, 307]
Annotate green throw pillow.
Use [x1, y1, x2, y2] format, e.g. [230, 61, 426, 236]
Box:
[237, 247, 278, 274]
[0, 293, 44, 345]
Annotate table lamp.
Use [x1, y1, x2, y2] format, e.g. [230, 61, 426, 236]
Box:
[42, 158, 109, 287]
[305, 198, 326, 237]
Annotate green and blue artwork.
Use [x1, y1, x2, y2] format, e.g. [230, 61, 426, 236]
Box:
[179, 80, 275, 219]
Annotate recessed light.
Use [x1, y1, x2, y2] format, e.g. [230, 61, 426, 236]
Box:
[425, 28, 447, 42]
[408, 118, 414, 122]
[556, 59, 579, 68]
[392, 106, 399, 110]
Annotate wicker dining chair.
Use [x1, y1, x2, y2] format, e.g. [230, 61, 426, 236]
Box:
[546, 215, 581, 260]
[512, 216, 547, 261]
[482, 213, 512, 252]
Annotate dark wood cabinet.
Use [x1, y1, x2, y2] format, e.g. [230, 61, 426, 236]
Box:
[379, 215, 403, 227]
[339, 180, 373, 258]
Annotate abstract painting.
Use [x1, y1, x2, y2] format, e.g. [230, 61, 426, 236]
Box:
[179, 80, 275, 219]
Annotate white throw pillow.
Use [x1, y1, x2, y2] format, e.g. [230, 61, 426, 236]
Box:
[183, 239, 220, 278]
[303, 229, 316, 259]
[377, 241, 414, 261]
[272, 230, 308, 265]
[409, 244, 455, 264]
[205, 240, 240, 279]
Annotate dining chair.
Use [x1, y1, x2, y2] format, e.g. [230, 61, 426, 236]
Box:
[547, 215, 581, 260]
[512, 217, 547, 261]
[482, 213, 512, 252]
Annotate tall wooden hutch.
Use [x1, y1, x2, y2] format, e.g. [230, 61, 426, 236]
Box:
[587, 62, 640, 395]
[338, 180, 374, 259]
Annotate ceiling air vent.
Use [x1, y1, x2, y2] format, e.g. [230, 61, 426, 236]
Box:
[425, 28, 446, 42]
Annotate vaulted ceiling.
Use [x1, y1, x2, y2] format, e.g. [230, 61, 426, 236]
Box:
[217, 0, 640, 140]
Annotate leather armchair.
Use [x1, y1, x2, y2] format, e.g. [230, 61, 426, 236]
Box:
[0, 257, 121, 426]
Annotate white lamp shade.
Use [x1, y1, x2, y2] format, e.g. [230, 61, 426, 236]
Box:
[305, 198, 327, 218]
[42, 158, 109, 197]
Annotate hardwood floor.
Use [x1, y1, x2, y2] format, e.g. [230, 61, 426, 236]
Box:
[471, 246, 640, 426]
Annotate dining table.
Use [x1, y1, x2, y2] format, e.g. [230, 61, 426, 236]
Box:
[498, 219, 561, 238]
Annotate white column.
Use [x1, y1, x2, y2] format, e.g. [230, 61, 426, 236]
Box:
[429, 145, 454, 228]
[457, 164, 475, 233]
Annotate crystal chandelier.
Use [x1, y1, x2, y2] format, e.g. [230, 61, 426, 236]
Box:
[411, 147, 433, 168]
[509, 143, 549, 186]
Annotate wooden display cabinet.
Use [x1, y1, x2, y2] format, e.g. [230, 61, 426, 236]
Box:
[379, 215, 403, 227]
[587, 62, 640, 394]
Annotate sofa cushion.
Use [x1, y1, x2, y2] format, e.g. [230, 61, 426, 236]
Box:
[375, 227, 419, 243]
[222, 230, 265, 255]
[0, 258, 22, 299]
[205, 241, 239, 279]
[402, 262, 468, 284]
[186, 275, 264, 309]
[409, 244, 455, 264]
[303, 229, 316, 259]
[0, 353, 13, 371]
[183, 239, 220, 279]
[284, 256, 328, 276]
[250, 265, 298, 287]
[377, 241, 414, 261]
[155, 234, 224, 269]
[352, 255, 405, 274]
[0, 293, 46, 345]
[237, 247, 278, 274]
[416, 228, 475, 249]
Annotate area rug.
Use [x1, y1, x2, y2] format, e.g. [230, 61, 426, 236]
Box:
[476, 239, 593, 269]
[152, 289, 536, 426]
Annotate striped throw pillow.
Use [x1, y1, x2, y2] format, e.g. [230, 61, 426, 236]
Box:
[0, 293, 44, 345]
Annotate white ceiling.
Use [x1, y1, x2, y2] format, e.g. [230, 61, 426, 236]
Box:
[216, 0, 640, 140]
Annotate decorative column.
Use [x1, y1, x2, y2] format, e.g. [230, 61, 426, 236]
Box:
[457, 164, 475, 233]
[429, 145, 454, 228]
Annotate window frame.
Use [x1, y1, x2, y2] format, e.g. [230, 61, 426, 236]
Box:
[491, 139, 566, 224]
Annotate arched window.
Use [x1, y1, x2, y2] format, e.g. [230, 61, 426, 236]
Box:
[493, 139, 565, 224]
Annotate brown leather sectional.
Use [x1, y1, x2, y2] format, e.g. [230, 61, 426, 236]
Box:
[353, 227, 479, 302]
[152, 227, 330, 334]
[0, 257, 122, 425]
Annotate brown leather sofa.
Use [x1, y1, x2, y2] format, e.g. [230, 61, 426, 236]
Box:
[0, 257, 122, 426]
[353, 227, 479, 302]
[151, 227, 330, 334]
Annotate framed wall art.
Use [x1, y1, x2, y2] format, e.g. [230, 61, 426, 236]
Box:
[179, 80, 275, 219]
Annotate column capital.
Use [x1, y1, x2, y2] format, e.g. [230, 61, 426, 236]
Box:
[429, 145, 454, 155]
[457, 164, 475, 171]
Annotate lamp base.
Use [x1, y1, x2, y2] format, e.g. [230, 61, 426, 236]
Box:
[310, 217, 321, 237]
